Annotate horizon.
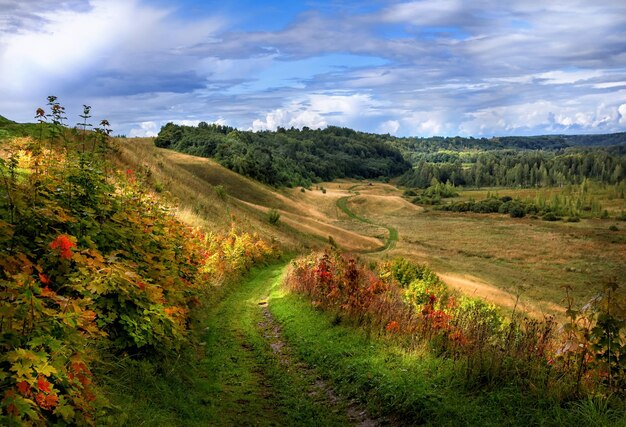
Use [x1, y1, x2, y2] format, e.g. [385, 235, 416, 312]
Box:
[1, 1, 625, 138]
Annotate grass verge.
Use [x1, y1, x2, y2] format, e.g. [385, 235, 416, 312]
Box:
[269, 283, 626, 426]
[102, 262, 351, 426]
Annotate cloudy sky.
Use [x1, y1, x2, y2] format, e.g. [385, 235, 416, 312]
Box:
[1, 0, 625, 137]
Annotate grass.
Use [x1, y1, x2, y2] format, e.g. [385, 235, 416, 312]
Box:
[269, 282, 626, 426]
[337, 194, 398, 252]
[341, 184, 626, 311]
[455, 183, 626, 216]
[102, 262, 352, 426]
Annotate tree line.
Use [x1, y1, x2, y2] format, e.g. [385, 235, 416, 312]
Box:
[154, 123, 410, 187]
[149, 122, 626, 189]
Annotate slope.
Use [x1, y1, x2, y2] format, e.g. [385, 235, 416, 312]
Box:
[112, 138, 383, 253]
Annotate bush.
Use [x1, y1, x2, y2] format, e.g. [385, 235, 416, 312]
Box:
[543, 212, 560, 221]
[403, 189, 417, 197]
[215, 185, 227, 200]
[268, 209, 281, 225]
[565, 216, 581, 223]
[508, 202, 526, 218]
[609, 224, 619, 231]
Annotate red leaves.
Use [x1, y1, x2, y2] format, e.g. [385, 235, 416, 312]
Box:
[37, 376, 51, 393]
[386, 321, 401, 333]
[35, 392, 58, 410]
[39, 273, 51, 285]
[49, 234, 76, 259]
[16, 381, 30, 395]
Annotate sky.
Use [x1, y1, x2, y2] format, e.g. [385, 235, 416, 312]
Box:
[1, 0, 625, 138]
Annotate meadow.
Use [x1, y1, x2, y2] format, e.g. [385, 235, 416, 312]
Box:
[1, 106, 625, 425]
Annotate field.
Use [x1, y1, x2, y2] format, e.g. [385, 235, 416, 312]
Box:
[115, 137, 625, 317]
[2, 125, 625, 424]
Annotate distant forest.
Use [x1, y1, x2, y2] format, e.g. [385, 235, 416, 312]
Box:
[154, 123, 410, 187]
[154, 121, 625, 189]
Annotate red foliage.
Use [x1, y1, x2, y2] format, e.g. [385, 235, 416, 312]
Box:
[37, 376, 51, 393]
[16, 381, 30, 396]
[386, 321, 401, 333]
[49, 234, 75, 259]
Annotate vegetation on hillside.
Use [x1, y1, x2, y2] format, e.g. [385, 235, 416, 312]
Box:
[0, 100, 276, 424]
[399, 148, 626, 188]
[154, 123, 410, 187]
[285, 252, 626, 422]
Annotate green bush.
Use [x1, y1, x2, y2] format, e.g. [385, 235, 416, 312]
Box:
[268, 209, 281, 225]
[508, 202, 526, 218]
[542, 212, 559, 221]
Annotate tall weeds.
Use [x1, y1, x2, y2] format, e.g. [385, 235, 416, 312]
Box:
[286, 252, 626, 402]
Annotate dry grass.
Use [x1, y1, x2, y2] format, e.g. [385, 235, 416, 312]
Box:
[111, 139, 625, 316]
[339, 183, 626, 314]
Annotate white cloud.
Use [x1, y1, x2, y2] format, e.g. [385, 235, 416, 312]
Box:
[378, 120, 400, 135]
[129, 121, 159, 137]
[0, 0, 222, 96]
[619, 104, 626, 125]
[252, 108, 327, 131]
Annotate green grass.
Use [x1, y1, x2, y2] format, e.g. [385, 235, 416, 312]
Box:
[269, 282, 626, 426]
[337, 195, 398, 252]
[102, 262, 352, 426]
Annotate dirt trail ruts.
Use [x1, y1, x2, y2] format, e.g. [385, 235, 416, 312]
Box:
[257, 301, 384, 427]
[336, 187, 398, 253]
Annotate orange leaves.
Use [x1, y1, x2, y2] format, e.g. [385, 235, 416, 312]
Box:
[16, 381, 30, 395]
[38, 273, 51, 285]
[49, 234, 76, 259]
[35, 392, 58, 410]
[386, 321, 401, 333]
[37, 376, 52, 393]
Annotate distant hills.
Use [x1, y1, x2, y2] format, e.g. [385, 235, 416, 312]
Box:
[2, 114, 624, 188]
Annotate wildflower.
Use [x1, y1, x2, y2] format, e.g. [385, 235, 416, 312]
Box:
[49, 234, 75, 260]
[38, 273, 50, 285]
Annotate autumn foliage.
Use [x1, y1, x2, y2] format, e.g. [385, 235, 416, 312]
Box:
[286, 252, 626, 399]
[0, 100, 277, 424]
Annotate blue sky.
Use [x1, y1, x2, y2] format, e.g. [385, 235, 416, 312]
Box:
[1, 0, 625, 137]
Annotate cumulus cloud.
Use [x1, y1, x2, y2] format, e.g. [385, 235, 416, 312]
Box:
[0, 0, 625, 136]
[619, 104, 626, 125]
[378, 120, 400, 135]
[129, 121, 159, 137]
[252, 108, 327, 131]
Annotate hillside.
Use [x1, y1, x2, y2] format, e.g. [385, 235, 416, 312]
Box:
[152, 120, 626, 190]
[154, 123, 411, 187]
[1, 106, 625, 425]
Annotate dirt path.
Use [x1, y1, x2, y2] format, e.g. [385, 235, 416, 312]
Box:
[336, 189, 398, 253]
[202, 263, 382, 426]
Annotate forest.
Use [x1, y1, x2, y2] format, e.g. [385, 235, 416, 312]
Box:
[154, 122, 626, 189]
[154, 123, 410, 187]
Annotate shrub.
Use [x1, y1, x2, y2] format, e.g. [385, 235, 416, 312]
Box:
[609, 225, 619, 231]
[508, 202, 526, 218]
[565, 216, 581, 223]
[215, 184, 227, 200]
[543, 212, 559, 221]
[268, 209, 281, 225]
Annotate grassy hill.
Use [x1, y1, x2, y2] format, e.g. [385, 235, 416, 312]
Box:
[1, 106, 625, 425]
